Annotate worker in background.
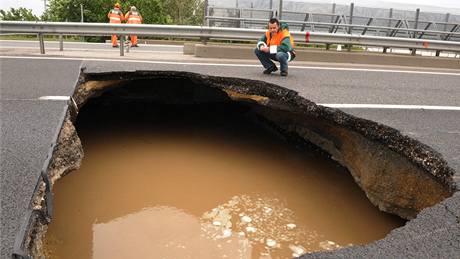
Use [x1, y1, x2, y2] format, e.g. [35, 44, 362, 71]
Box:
[254, 18, 296, 76]
[125, 6, 143, 47]
[107, 3, 124, 47]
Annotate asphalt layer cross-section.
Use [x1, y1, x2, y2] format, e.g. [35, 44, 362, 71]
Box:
[1, 55, 459, 258]
[1, 58, 81, 258]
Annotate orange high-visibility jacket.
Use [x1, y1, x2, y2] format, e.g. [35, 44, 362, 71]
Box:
[107, 8, 124, 23]
[125, 11, 142, 24]
[265, 29, 295, 49]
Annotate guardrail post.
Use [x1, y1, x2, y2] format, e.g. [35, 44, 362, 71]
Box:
[59, 34, 63, 51]
[203, 0, 208, 26]
[300, 13, 309, 32]
[413, 8, 420, 38]
[331, 3, 336, 20]
[200, 26, 208, 45]
[348, 3, 354, 34]
[209, 7, 214, 27]
[279, 0, 283, 20]
[120, 35, 124, 56]
[436, 13, 450, 56]
[443, 13, 450, 32]
[388, 8, 393, 28]
[326, 3, 336, 50]
[237, 9, 241, 28]
[330, 3, 336, 30]
[411, 8, 420, 55]
[347, 2, 354, 51]
[383, 8, 392, 53]
[38, 33, 45, 54]
[80, 4, 85, 42]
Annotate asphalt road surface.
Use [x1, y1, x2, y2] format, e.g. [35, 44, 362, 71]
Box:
[1, 44, 459, 258]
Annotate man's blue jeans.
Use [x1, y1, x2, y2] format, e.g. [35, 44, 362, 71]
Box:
[254, 48, 289, 72]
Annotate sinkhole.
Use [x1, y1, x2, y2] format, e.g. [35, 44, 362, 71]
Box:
[26, 71, 455, 259]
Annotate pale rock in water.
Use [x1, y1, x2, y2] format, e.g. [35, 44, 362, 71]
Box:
[289, 244, 306, 257]
[286, 223, 296, 230]
[266, 238, 277, 247]
[241, 215, 252, 223]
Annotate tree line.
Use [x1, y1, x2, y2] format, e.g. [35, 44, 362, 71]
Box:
[1, 0, 204, 25]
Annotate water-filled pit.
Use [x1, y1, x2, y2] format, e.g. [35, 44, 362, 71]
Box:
[25, 72, 453, 259]
[44, 98, 404, 258]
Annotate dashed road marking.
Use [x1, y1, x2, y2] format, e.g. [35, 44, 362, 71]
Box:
[319, 104, 460, 111]
[38, 96, 70, 101]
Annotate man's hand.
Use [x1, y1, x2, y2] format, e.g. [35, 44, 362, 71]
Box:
[260, 46, 269, 53]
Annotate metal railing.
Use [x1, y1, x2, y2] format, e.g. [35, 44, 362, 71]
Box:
[206, 16, 460, 37]
[1, 21, 460, 56]
[206, 7, 460, 42]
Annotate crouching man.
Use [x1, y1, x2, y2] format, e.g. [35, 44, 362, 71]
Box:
[255, 18, 296, 76]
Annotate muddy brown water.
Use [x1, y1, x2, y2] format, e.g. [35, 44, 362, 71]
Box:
[44, 101, 405, 259]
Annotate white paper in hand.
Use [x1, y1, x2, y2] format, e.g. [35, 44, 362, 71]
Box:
[269, 45, 277, 54]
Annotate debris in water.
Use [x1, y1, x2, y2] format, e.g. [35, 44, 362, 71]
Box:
[246, 226, 257, 233]
[241, 215, 252, 223]
[266, 238, 277, 248]
[319, 240, 341, 250]
[289, 244, 305, 257]
[287, 223, 297, 230]
[200, 194, 318, 258]
[222, 229, 232, 238]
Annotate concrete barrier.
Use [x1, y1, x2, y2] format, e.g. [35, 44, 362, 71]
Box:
[183, 42, 196, 55]
[192, 44, 460, 69]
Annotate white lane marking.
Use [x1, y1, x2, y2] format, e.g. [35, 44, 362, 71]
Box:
[39, 96, 70, 101]
[320, 104, 460, 111]
[293, 65, 460, 76]
[1, 55, 459, 76]
[36, 96, 459, 111]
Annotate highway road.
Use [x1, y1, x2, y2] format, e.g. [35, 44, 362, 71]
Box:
[1, 42, 459, 258]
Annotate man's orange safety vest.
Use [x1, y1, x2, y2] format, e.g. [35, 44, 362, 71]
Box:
[125, 11, 142, 24]
[108, 8, 124, 23]
[265, 29, 295, 48]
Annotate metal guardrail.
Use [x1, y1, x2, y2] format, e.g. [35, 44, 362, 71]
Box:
[209, 6, 459, 26]
[206, 6, 460, 42]
[206, 16, 460, 36]
[1, 21, 460, 56]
